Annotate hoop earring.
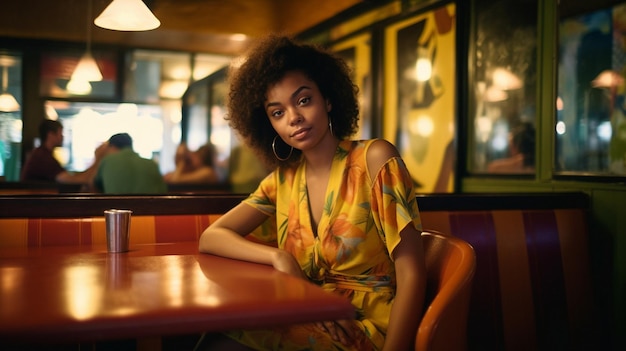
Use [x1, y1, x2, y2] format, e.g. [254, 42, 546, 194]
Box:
[329, 118, 334, 137]
[272, 135, 293, 161]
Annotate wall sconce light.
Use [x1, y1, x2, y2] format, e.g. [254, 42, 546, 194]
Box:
[415, 46, 432, 82]
[0, 65, 19, 112]
[95, 0, 161, 31]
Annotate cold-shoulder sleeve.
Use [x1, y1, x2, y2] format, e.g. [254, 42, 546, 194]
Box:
[242, 171, 279, 243]
[370, 156, 422, 258]
[243, 171, 277, 215]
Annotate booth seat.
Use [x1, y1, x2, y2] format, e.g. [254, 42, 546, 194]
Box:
[0, 214, 218, 248]
[422, 207, 593, 351]
[0, 192, 595, 351]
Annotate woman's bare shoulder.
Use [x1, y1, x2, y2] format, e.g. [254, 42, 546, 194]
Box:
[365, 139, 401, 178]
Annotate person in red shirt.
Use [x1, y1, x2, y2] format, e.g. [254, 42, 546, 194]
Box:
[21, 119, 106, 185]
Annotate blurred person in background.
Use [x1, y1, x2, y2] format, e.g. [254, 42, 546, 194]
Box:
[227, 142, 270, 193]
[21, 119, 106, 185]
[93, 133, 167, 194]
[487, 122, 535, 174]
[163, 142, 220, 184]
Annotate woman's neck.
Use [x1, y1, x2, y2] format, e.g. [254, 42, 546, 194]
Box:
[302, 136, 340, 174]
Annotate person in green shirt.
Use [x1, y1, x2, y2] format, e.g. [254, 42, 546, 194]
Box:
[94, 133, 167, 194]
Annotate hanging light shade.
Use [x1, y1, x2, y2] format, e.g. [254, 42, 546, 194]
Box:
[0, 93, 19, 112]
[72, 0, 103, 83]
[72, 51, 103, 82]
[66, 78, 93, 95]
[592, 70, 624, 89]
[95, 0, 161, 31]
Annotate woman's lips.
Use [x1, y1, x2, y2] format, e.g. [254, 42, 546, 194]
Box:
[291, 128, 310, 140]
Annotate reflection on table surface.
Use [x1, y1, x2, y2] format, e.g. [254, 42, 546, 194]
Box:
[0, 242, 354, 343]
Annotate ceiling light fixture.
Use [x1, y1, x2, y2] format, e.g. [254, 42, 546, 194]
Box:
[95, 0, 161, 31]
[66, 78, 93, 95]
[592, 69, 624, 89]
[0, 65, 19, 112]
[71, 0, 103, 83]
[159, 80, 188, 99]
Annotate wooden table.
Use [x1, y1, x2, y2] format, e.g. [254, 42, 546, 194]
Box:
[0, 242, 354, 344]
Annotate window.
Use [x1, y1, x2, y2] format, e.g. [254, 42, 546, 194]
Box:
[45, 101, 163, 173]
[1, 45, 232, 182]
[40, 50, 117, 99]
[0, 52, 22, 181]
[469, 0, 538, 175]
[557, 0, 626, 176]
[125, 50, 231, 175]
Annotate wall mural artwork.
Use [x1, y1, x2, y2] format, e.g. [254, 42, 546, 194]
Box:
[384, 3, 456, 193]
[332, 32, 373, 140]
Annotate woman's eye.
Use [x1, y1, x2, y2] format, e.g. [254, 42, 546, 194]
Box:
[270, 110, 284, 118]
[298, 97, 310, 106]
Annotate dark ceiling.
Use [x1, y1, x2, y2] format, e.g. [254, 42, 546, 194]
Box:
[0, 0, 362, 56]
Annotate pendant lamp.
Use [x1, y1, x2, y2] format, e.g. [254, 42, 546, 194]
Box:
[66, 78, 93, 95]
[0, 66, 19, 112]
[592, 70, 624, 89]
[95, 0, 161, 31]
[71, 51, 102, 82]
[71, 0, 103, 83]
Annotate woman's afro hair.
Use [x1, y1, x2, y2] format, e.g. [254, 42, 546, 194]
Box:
[226, 34, 360, 169]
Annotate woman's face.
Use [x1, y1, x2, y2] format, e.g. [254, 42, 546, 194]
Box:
[264, 70, 332, 152]
[188, 151, 203, 168]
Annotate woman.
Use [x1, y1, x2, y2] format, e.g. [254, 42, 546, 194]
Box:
[163, 143, 219, 184]
[198, 35, 426, 351]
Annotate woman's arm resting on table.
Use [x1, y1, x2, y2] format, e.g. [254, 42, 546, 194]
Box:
[198, 203, 304, 277]
[384, 224, 427, 351]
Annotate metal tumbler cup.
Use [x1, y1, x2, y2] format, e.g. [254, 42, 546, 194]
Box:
[104, 209, 132, 253]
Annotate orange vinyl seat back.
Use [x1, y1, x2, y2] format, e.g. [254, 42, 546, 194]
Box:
[416, 230, 477, 351]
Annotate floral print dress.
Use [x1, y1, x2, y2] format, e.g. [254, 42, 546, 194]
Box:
[228, 139, 422, 351]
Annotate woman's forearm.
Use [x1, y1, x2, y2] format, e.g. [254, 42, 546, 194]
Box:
[199, 226, 280, 265]
[199, 203, 306, 278]
[383, 227, 427, 351]
[200, 226, 304, 278]
[383, 273, 424, 351]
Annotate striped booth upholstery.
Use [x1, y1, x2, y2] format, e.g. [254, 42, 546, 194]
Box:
[0, 193, 594, 351]
[420, 208, 593, 351]
[0, 214, 222, 248]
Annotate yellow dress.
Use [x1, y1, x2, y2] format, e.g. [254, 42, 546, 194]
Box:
[230, 139, 422, 351]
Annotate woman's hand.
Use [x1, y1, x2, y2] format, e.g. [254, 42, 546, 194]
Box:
[271, 249, 359, 347]
[315, 320, 357, 346]
[271, 249, 306, 279]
